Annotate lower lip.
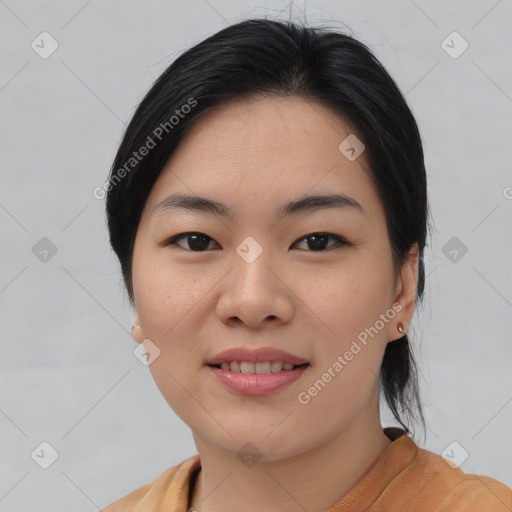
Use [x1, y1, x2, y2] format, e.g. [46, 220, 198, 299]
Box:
[208, 365, 309, 396]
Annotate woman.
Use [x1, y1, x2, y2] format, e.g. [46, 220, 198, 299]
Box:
[101, 18, 511, 512]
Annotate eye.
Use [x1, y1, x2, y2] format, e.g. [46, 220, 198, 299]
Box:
[292, 232, 350, 251]
[163, 231, 349, 252]
[164, 232, 220, 251]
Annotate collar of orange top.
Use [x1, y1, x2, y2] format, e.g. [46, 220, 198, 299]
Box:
[160, 427, 415, 512]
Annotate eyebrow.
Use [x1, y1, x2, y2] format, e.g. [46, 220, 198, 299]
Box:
[151, 192, 364, 219]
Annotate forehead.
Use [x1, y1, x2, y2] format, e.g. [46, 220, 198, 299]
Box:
[168, 94, 362, 164]
[143, 95, 382, 220]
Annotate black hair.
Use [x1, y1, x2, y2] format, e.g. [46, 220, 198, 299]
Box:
[106, 18, 431, 439]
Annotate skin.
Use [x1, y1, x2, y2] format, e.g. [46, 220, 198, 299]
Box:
[131, 95, 419, 512]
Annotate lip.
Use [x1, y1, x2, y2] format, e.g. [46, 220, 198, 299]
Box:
[208, 365, 309, 396]
[205, 347, 308, 366]
[205, 347, 310, 396]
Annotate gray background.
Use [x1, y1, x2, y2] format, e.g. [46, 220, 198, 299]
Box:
[1, 1, 511, 510]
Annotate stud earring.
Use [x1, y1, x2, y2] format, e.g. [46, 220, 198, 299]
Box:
[397, 322, 405, 334]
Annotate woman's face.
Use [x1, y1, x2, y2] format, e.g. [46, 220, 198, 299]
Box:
[131, 95, 418, 460]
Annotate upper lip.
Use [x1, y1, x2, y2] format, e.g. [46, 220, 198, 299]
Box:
[206, 347, 309, 366]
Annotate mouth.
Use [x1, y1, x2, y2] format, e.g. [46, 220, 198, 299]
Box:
[205, 346, 309, 367]
[208, 361, 310, 374]
[205, 347, 310, 395]
[207, 362, 310, 396]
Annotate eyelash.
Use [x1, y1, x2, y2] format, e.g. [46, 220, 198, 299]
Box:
[163, 232, 351, 252]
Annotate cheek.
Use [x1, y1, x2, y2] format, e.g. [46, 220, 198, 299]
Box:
[298, 260, 393, 403]
[134, 260, 205, 336]
[133, 259, 221, 386]
[300, 264, 390, 345]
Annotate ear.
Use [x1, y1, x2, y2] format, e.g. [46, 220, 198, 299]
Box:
[388, 243, 419, 342]
[131, 314, 145, 344]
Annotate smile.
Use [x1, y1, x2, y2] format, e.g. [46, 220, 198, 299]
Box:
[212, 361, 309, 374]
[207, 362, 310, 395]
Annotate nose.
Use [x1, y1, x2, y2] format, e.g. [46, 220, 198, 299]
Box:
[216, 244, 294, 329]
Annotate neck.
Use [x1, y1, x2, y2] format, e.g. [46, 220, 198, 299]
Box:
[190, 389, 392, 512]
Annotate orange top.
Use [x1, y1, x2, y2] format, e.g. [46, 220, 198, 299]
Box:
[101, 427, 512, 512]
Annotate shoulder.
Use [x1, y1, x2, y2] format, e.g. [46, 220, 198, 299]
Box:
[100, 455, 200, 512]
[436, 474, 512, 511]
[409, 443, 512, 511]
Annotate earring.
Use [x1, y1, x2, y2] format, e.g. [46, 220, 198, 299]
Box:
[397, 322, 404, 334]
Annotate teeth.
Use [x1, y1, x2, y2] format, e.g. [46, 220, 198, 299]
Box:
[240, 362, 255, 374]
[255, 362, 271, 374]
[271, 361, 283, 372]
[218, 361, 300, 374]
